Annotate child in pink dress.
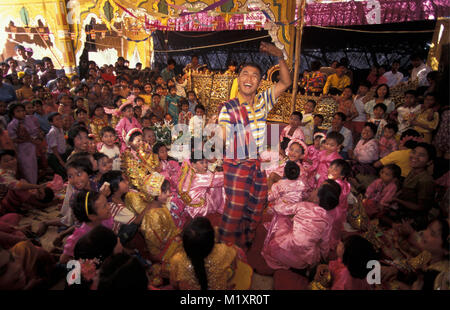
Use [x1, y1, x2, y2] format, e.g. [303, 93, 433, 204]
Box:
[304, 132, 325, 173]
[153, 142, 181, 193]
[363, 164, 401, 218]
[178, 157, 225, 221]
[378, 123, 399, 158]
[280, 111, 305, 143]
[115, 101, 142, 152]
[308, 131, 344, 188]
[313, 235, 377, 290]
[327, 159, 352, 252]
[266, 138, 308, 191]
[60, 190, 113, 264]
[261, 179, 341, 271]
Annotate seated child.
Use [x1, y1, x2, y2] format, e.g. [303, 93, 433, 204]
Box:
[178, 99, 192, 126]
[0, 150, 51, 215]
[268, 161, 309, 211]
[121, 128, 159, 191]
[153, 142, 180, 192]
[326, 159, 352, 245]
[178, 151, 225, 221]
[60, 190, 113, 264]
[98, 126, 121, 171]
[280, 111, 305, 142]
[301, 99, 316, 145]
[89, 105, 108, 144]
[311, 235, 378, 290]
[378, 123, 399, 158]
[308, 131, 344, 188]
[99, 170, 151, 234]
[126, 174, 184, 279]
[261, 179, 341, 271]
[189, 104, 206, 139]
[368, 103, 388, 140]
[170, 217, 252, 290]
[364, 164, 401, 219]
[92, 153, 113, 187]
[115, 101, 142, 152]
[267, 138, 308, 190]
[350, 122, 379, 176]
[142, 127, 157, 149]
[46, 112, 69, 179]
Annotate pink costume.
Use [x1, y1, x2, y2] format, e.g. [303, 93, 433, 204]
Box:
[303, 145, 320, 174]
[364, 178, 397, 218]
[177, 161, 225, 218]
[378, 136, 398, 158]
[280, 125, 305, 142]
[62, 218, 114, 258]
[115, 117, 142, 152]
[262, 201, 333, 270]
[353, 139, 379, 164]
[267, 178, 309, 222]
[260, 149, 282, 176]
[159, 159, 181, 193]
[266, 139, 309, 182]
[309, 150, 342, 188]
[329, 258, 373, 290]
[7, 115, 40, 184]
[328, 179, 351, 251]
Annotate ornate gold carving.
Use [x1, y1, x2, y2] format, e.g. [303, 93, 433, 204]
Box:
[186, 66, 416, 129]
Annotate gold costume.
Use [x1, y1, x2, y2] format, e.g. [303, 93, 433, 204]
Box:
[89, 116, 109, 143]
[125, 190, 182, 279]
[169, 243, 253, 290]
[121, 143, 160, 192]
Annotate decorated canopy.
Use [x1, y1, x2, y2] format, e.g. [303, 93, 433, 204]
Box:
[0, 0, 448, 71]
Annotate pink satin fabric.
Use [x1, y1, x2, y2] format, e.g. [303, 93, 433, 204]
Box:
[262, 201, 333, 270]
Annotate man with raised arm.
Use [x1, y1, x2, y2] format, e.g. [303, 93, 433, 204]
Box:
[217, 41, 292, 249]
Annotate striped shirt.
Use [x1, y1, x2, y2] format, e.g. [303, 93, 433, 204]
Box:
[218, 86, 276, 151]
[109, 201, 136, 234]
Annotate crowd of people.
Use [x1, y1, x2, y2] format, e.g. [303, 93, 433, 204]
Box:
[0, 41, 448, 291]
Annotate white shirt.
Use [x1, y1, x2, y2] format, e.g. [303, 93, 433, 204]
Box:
[397, 105, 421, 134]
[382, 71, 404, 88]
[189, 115, 205, 139]
[327, 126, 353, 152]
[99, 144, 121, 170]
[353, 95, 367, 122]
[410, 63, 431, 87]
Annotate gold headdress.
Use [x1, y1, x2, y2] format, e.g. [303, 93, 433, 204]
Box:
[142, 172, 166, 197]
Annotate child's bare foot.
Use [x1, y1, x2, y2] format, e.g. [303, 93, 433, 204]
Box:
[36, 222, 48, 237]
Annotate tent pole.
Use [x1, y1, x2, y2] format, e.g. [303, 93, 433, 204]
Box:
[290, 0, 307, 115]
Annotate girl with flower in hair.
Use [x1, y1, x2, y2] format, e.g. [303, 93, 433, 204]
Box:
[114, 101, 142, 152]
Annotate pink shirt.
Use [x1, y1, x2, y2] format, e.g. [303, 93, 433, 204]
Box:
[328, 179, 351, 251]
[63, 218, 114, 257]
[365, 178, 397, 208]
[353, 139, 379, 164]
[115, 117, 142, 151]
[178, 161, 225, 218]
[329, 258, 373, 290]
[280, 125, 305, 142]
[310, 150, 342, 188]
[378, 136, 398, 158]
[268, 178, 309, 205]
[262, 201, 333, 270]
